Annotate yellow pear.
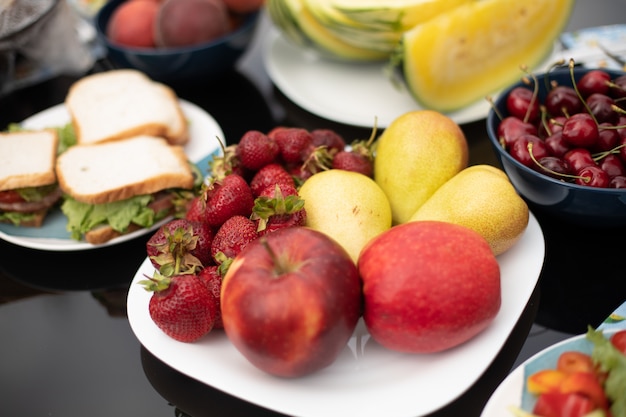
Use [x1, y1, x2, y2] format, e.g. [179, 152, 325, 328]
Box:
[298, 169, 392, 263]
[374, 110, 468, 224]
[409, 164, 529, 256]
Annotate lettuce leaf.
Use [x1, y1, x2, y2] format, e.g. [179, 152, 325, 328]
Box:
[61, 194, 159, 241]
[587, 327, 626, 417]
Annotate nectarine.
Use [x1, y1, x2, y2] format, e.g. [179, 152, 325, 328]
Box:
[155, 0, 231, 48]
[106, 0, 159, 48]
[223, 0, 264, 13]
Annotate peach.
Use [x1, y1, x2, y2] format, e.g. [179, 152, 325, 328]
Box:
[106, 0, 159, 48]
[223, 0, 264, 13]
[155, 0, 231, 48]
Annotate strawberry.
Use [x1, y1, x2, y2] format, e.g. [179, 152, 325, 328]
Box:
[146, 218, 214, 274]
[310, 128, 346, 154]
[249, 163, 296, 197]
[332, 150, 373, 177]
[331, 127, 377, 177]
[197, 259, 231, 330]
[185, 194, 206, 223]
[273, 127, 313, 164]
[236, 130, 280, 171]
[210, 215, 258, 263]
[140, 272, 218, 342]
[251, 185, 306, 235]
[204, 173, 254, 228]
[210, 143, 250, 181]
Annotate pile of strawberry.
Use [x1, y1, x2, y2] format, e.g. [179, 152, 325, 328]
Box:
[139, 126, 375, 343]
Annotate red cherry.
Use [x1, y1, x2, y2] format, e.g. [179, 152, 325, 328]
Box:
[535, 156, 572, 179]
[609, 175, 626, 188]
[497, 116, 538, 148]
[586, 93, 619, 124]
[576, 165, 610, 187]
[561, 113, 599, 148]
[538, 115, 567, 138]
[510, 134, 549, 168]
[598, 154, 626, 178]
[564, 148, 595, 173]
[593, 123, 620, 152]
[576, 69, 611, 97]
[506, 86, 540, 122]
[544, 131, 571, 157]
[609, 74, 626, 102]
[545, 85, 583, 117]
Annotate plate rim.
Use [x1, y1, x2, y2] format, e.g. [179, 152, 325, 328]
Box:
[0, 99, 223, 252]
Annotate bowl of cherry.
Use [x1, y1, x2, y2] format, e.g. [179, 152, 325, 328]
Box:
[486, 64, 626, 227]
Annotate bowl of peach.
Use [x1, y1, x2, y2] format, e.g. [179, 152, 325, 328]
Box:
[95, 0, 261, 83]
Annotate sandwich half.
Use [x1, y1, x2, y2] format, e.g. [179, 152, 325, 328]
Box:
[56, 135, 198, 244]
[0, 130, 63, 227]
[65, 69, 189, 146]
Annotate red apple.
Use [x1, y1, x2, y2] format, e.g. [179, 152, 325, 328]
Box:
[220, 227, 362, 378]
[358, 220, 501, 353]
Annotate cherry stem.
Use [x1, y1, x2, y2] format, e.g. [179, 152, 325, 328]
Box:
[568, 59, 601, 126]
[519, 65, 539, 124]
[527, 142, 589, 183]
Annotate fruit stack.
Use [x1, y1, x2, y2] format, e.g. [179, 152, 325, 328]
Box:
[140, 110, 531, 378]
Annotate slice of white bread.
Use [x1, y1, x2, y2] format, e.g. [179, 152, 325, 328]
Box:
[65, 69, 189, 146]
[55, 135, 195, 205]
[0, 130, 59, 191]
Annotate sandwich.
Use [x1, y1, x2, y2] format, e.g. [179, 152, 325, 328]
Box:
[56, 135, 199, 244]
[0, 130, 63, 227]
[64, 69, 189, 146]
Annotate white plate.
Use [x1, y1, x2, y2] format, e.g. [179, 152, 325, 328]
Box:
[482, 300, 626, 417]
[127, 212, 544, 417]
[0, 100, 223, 251]
[263, 28, 504, 128]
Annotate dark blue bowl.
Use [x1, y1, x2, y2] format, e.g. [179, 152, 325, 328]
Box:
[486, 67, 626, 228]
[95, 0, 258, 83]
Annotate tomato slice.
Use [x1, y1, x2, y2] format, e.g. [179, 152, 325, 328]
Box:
[611, 329, 626, 355]
[533, 392, 597, 417]
[0, 190, 25, 204]
[559, 371, 608, 410]
[556, 351, 596, 374]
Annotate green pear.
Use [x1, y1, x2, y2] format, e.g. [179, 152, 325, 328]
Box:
[409, 164, 529, 256]
[298, 169, 392, 263]
[374, 110, 468, 224]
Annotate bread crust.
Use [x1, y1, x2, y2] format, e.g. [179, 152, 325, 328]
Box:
[66, 69, 189, 146]
[55, 135, 194, 205]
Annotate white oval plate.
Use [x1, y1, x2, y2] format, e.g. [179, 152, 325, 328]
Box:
[0, 100, 223, 251]
[127, 213, 544, 417]
[481, 302, 626, 417]
[263, 28, 499, 128]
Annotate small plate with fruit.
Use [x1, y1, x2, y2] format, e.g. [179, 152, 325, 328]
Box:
[0, 100, 223, 251]
[481, 301, 626, 417]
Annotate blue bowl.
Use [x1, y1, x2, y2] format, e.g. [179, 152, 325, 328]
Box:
[95, 0, 258, 83]
[486, 67, 626, 228]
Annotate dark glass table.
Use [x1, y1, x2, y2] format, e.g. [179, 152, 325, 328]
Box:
[1, 2, 625, 416]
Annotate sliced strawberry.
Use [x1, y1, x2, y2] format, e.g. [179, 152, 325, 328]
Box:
[236, 130, 280, 171]
[210, 215, 258, 263]
[204, 174, 254, 228]
[141, 272, 218, 343]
